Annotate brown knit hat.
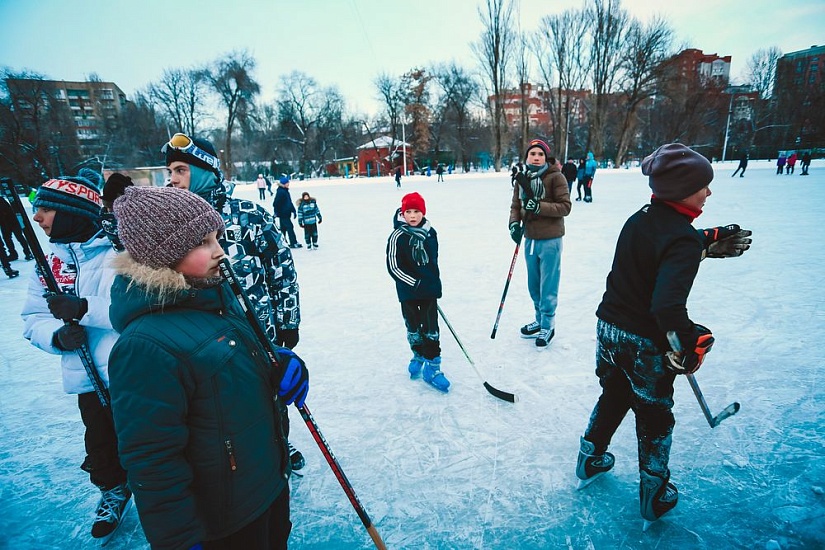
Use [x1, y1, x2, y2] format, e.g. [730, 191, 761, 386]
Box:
[642, 143, 714, 200]
[113, 186, 224, 269]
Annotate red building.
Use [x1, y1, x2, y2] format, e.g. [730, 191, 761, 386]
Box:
[665, 49, 731, 85]
[356, 136, 413, 177]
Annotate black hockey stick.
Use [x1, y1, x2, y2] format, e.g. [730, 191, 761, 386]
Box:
[0, 178, 110, 408]
[218, 259, 387, 550]
[437, 304, 517, 403]
[666, 331, 740, 428]
[490, 240, 520, 339]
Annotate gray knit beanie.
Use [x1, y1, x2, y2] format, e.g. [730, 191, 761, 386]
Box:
[113, 186, 224, 269]
[642, 143, 714, 200]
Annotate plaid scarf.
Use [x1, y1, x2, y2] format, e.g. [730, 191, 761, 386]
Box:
[399, 220, 431, 265]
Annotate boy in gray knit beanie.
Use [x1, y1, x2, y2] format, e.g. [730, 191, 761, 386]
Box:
[107, 185, 308, 548]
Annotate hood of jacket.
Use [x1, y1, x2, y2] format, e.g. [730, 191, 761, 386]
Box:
[109, 253, 225, 333]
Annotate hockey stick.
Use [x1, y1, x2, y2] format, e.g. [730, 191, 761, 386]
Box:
[218, 259, 387, 550]
[437, 304, 517, 403]
[666, 331, 740, 428]
[0, 178, 110, 408]
[490, 240, 520, 339]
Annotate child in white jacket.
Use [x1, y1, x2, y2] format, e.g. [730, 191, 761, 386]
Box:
[20, 173, 130, 541]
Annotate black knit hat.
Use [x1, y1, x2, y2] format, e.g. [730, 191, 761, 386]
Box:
[642, 143, 714, 200]
[102, 173, 134, 206]
[34, 176, 103, 221]
[163, 134, 222, 178]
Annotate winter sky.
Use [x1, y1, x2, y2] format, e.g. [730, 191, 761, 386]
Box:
[0, 0, 822, 115]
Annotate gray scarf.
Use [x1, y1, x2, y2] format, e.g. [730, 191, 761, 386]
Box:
[399, 220, 431, 265]
[523, 164, 549, 200]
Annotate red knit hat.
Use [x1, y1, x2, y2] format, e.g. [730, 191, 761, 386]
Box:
[401, 192, 426, 215]
[524, 139, 551, 160]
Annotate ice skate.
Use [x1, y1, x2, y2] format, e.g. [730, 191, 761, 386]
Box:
[422, 357, 450, 393]
[535, 328, 554, 350]
[92, 482, 132, 544]
[288, 441, 305, 476]
[640, 469, 678, 530]
[520, 321, 540, 338]
[575, 437, 614, 490]
[408, 353, 424, 379]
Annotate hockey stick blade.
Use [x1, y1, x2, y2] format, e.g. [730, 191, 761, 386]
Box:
[483, 381, 518, 403]
[711, 401, 740, 427]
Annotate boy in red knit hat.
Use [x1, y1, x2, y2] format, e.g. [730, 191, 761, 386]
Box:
[386, 192, 449, 392]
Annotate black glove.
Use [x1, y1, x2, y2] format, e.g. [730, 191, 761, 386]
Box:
[700, 224, 753, 259]
[509, 221, 523, 244]
[299, 222, 305, 228]
[317, 218, 322, 224]
[514, 172, 530, 190]
[272, 348, 309, 407]
[666, 324, 714, 374]
[276, 328, 299, 349]
[47, 294, 88, 321]
[524, 198, 541, 214]
[53, 324, 87, 351]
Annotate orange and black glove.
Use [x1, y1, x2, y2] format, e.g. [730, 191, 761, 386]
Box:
[666, 324, 714, 374]
[700, 224, 752, 259]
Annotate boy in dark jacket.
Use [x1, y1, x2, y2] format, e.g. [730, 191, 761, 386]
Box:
[273, 176, 301, 248]
[296, 192, 322, 249]
[575, 143, 752, 526]
[386, 192, 449, 392]
[163, 134, 306, 471]
[109, 185, 309, 549]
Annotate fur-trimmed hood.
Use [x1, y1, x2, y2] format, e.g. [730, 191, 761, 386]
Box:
[109, 253, 228, 334]
[111, 252, 191, 296]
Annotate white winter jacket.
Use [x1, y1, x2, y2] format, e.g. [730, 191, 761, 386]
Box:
[21, 234, 119, 394]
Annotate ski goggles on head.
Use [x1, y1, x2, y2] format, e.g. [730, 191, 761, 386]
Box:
[161, 133, 221, 170]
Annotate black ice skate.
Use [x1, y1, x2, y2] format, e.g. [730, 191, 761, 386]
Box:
[288, 441, 306, 476]
[576, 437, 614, 490]
[640, 469, 678, 530]
[92, 482, 132, 545]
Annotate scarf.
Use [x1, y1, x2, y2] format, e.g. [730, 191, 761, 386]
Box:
[399, 220, 431, 266]
[653, 195, 703, 221]
[522, 164, 549, 200]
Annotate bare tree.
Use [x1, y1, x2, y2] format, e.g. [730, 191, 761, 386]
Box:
[433, 62, 479, 171]
[277, 71, 344, 175]
[472, 0, 516, 171]
[745, 47, 782, 100]
[532, 7, 591, 161]
[401, 68, 432, 164]
[0, 70, 80, 181]
[374, 72, 406, 147]
[149, 68, 207, 136]
[514, 33, 531, 155]
[612, 16, 674, 166]
[207, 50, 260, 181]
[586, 0, 629, 158]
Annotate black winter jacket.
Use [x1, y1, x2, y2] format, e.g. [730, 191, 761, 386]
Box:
[596, 200, 704, 348]
[386, 212, 442, 302]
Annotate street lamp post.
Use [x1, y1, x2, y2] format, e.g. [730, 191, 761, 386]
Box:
[722, 92, 735, 162]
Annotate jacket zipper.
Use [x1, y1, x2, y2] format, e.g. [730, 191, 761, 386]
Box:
[224, 439, 237, 471]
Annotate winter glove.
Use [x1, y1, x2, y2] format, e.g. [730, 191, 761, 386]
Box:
[700, 224, 753, 259]
[524, 198, 541, 214]
[318, 217, 322, 224]
[509, 221, 523, 244]
[276, 327, 300, 349]
[52, 324, 87, 351]
[299, 222, 305, 228]
[514, 172, 530, 190]
[272, 348, 309, 407]
[47, 294, 88, 321]
[666, 324, 714, 375]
